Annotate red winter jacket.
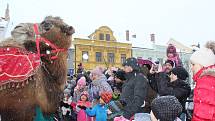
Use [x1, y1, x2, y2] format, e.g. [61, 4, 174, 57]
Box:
[192, 65, 215, 121]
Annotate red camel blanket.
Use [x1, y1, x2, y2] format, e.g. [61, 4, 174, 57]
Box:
[0, 47, 40, 86]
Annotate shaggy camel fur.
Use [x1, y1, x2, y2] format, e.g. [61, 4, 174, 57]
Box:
[0, 16, 74, 121]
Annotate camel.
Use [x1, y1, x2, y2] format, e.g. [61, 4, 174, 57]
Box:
[0, 16, 74, 121]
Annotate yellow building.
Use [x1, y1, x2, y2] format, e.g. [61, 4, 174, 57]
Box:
[73, 26, 132, 71]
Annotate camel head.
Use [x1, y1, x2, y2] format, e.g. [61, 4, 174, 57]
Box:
[39, 16, 74, 49]
[31, 17, 76, 112]
[23, 16, 75, 57]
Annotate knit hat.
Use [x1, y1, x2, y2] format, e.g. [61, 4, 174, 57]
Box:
[114, 70, 126, 81]
[122, 57, 139, 70]
[91, 67, 103, 77]
[165, 59, 175, 67]
[190, 47, 215, 67]
[171, 67, 189, 80]
[77, 77, 86, 86]
[100, 92, 113, 103]
[151, 96, 182, 121]
[137, 59, 154, 70]
[167, 44, 177, 56]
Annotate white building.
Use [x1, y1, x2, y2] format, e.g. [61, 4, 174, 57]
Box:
[0, 4, 10, 41]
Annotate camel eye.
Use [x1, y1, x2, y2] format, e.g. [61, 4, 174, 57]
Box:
[41, 21, 53, 31]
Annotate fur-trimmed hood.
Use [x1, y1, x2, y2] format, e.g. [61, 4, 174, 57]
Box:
[193, 65, 215, 81]
[200, 65, 215, 77]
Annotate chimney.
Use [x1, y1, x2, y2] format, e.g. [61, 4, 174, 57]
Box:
[126, 30, 129, 41]
[150, 34, 155, 43]
[132, 34, 136, 38]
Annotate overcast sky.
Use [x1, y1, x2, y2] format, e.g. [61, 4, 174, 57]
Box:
[1, 0, 215, 47]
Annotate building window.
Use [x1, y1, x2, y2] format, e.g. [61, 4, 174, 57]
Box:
[106, 34, 110, 41]
[108, 53, 115, 63]
[121, 54, 126, 63]
[96, 52, 102, 62]
[82, 51, 88, 62]
[99, 33, 104, 40]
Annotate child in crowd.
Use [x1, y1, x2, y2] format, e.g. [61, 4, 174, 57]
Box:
[150, 96, 183, 121]
[166, 44, 182, 67]
[76, 91, 92, 121]
[60, 88, 74, 121]
[73, 76, 88, 102]
[85, 92, 113, 121]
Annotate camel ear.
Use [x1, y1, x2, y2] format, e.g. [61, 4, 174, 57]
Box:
[61, 25, 75, 36]
[67, 26, 75, 35]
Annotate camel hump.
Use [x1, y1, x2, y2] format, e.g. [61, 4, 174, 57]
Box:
[11, 23, 36, 43]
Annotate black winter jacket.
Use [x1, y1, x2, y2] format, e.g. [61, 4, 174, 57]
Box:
[148, 72, 191, 112]
[120, 71, 148, 119]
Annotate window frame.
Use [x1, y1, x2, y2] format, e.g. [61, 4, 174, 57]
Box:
[99, 33, 104, 40]
[108, 53, 115, 63]
[96, 52, 102, 62]
[121, 54, 126, 64]
[106, 34, 110, 41]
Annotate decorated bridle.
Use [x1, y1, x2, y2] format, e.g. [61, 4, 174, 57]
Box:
[33, 23, 66, 60]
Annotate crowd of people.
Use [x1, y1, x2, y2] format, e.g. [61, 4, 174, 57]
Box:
[57, 41, 215, 121]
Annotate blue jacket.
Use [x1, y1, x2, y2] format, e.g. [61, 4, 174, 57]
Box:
[85, 104, 108, 121]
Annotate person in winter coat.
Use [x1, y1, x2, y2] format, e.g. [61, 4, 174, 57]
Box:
[150, 96, 183, 121]
[169, 67, 191, 120]
[138, 59, 158, 113]
[88, 67, 113, 104]
[73, 76, 88, 103]
[190, 41, 215, 121]
[60, 89, 75, 121]
[76, 91, 92, 121]
[166, 44, 183, 67]
[85, 92, 113, 121]
[65, 76, 77, 97]
[148, 59, 175, 93]
[119, 57, 149, 120]
[162, 59, 175, 74]
[112, 69, 126, 100]
[149, 66, 191, 114]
